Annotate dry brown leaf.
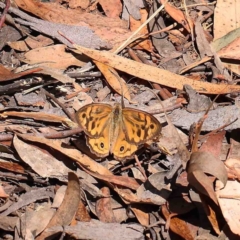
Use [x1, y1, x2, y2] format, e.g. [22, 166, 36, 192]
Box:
[22, 44, 85, 70]
[25, 34, 54, 49]
[1, 111, 75, 126]
[9, 35, 54, 52]
[199, 131, 226, 159]
[16, 134, 114, 176]
[23, 206, 56, 239]
[75, 201, 91, 222]
[0, 65, 41, 82]
[83, 168, 140, 190]
[0, 216, 19, 231]
[213, 29, 240, 61]
[94, 61, 131, 101]
[199, 194, 224, 235]
[71, 44, 240, 94]
[42, 220, 144, 239]
[68, 0, 90, 9]
[0, 161, 25, 174]
[0, 185, 9, 198]
[129, 9, 153, 51]
[98, 0, 122, 18]
[37, 172, 81, 240]
[161, 205, 194, 240]
[130, 205, 149, 226]
[187, 151, 228, 205]
[214, 0, 240, 40]
[225, 157, 240, 180]
[14, 136, 173, 205]
[217, 180, 240, 235]
[8, 40, 29, 51]
[0, 188, 54, 217]
[15, 0, 131, 48]
[96, 187, 116, 223]
[39, 66, 76, 84]
[13, 136, 71, 179]
[160, 0, 193, 33]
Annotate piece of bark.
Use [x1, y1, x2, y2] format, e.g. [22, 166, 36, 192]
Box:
[184, 84, 216, 112]
[44, 220, 144, 240]
[0, 3, 110, 49]
[169, 105, 239, 131]
[0, 187, 54, 216]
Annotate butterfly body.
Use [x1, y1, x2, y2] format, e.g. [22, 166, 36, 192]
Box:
[76, 103, 162, 161]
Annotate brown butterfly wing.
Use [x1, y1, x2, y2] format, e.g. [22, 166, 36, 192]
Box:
[76, 103, 113, 157]
[112, 107, 161, 160]
[122, 108, 162, 144]
[111, 123, 138, 160]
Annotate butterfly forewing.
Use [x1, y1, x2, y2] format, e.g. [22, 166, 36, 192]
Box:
[76, 103, 113, 138]
[122, 108, 162, 144]
[76, 103, 114, 158]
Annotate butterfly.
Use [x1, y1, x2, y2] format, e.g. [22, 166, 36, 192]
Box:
[76, 102, 162, 161]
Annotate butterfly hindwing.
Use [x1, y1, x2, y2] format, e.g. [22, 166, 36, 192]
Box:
[111, 123, 138, 160]
[122, 108, 162, 144]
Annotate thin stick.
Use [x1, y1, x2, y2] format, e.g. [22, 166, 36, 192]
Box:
[0, 0, 10, 28]
[179, 1, 216, 9]
[113, 0, 168, 54]
[43, 89, 76, 123]
[134, 155, 147, 181]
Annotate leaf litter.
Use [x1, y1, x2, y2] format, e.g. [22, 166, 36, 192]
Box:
[0, 0, 240, 239]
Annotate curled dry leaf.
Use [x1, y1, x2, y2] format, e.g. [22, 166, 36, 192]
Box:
[37, 172, 81, 240]
[187, 151, 228, 205]
[199, 131, 226, 159]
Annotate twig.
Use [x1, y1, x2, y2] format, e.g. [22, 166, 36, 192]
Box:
[0, 128, 83, 142]
[0, 0, 10, 28]
[199, 118, 238, 140]
[42, 89, 76, 122]
[113, 0, 168, 54]
[134, 155, 147, 181]
[179, 1, 216, 9]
